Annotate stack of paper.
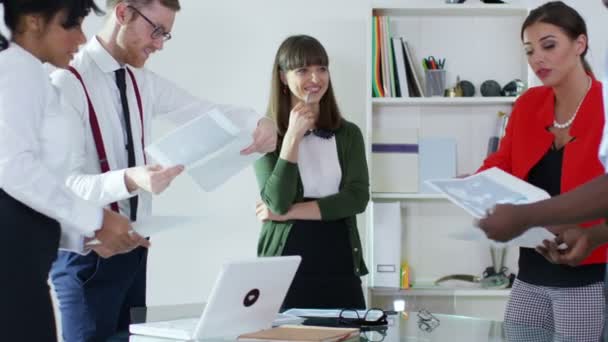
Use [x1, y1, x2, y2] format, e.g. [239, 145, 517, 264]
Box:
[426, 167, 556, 248]
[145, 108, 260, 191]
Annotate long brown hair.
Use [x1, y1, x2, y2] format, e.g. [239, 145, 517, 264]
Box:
[267, 35, 343, 143]
[521, 1, 593, 76]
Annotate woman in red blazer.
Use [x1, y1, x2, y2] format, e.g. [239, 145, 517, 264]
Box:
[477, 2, 605, 341]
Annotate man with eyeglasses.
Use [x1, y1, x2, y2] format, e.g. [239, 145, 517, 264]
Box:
[49, 0, 277, 340]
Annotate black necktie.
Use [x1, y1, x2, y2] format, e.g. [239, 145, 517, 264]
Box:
[115, 68, 138, 221]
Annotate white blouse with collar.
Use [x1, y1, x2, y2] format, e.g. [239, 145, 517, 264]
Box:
[297, 133, 342, 198]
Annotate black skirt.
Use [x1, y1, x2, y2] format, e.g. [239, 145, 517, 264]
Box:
[281, 218, 365, 310]
[0, 189, 61, 342]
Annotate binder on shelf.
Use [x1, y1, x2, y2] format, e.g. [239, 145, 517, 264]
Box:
[402, 40, 424, 97]
[418, 138, 457, 193]
[391, 37, 409, 97]
[386, 17, 396, 97]
[371, 16, 384, 97]
[379, 16, 393, 97]
[372, 202, 402, 288]
[371, 127, 419, 193]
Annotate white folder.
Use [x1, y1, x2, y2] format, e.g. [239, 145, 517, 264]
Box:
[372, 202, 402, 287]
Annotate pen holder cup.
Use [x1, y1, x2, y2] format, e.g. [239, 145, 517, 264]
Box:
[425, 69, 447, 97]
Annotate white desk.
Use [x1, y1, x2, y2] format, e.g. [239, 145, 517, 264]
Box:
[121, 303, 563, 341]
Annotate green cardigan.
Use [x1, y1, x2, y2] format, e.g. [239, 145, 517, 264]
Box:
[254, 119, 369, 276]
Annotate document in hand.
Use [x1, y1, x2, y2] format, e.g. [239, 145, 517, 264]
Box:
[145, 108, 260, 191]
[238, 325, 359, 342]
[425, 167, 556, 247]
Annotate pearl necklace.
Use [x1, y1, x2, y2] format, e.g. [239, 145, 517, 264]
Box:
[553, 76, 592, 129]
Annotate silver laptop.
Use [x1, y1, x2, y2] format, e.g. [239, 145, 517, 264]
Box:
[129, 256, 301, 340]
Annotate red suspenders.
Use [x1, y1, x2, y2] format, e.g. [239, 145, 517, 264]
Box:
[67, 66, 145, 213]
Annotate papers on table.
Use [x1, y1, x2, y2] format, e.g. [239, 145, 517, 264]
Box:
[282, 308, 369, 319]
[145, 108, 261, 191]
[426, 167, 556, 248]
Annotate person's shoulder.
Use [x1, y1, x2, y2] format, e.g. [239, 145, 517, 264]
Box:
[337, 119, 363, 135]
[0, 45, 47, 89]
[50, 48, 95, 87]
[514, 85, 551, 106]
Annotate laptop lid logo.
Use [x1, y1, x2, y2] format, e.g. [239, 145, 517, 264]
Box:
[243, 289, 260, 307]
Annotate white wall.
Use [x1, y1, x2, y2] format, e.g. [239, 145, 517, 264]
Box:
[132, 0, 608, 306]
[79, 0, 371, 306]
[0, 0, 607, 309]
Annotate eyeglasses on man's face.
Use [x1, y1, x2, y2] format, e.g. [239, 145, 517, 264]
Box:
[127, 5, 172, 42]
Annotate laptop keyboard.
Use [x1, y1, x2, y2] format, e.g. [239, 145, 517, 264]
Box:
[140, 313, 303, 333]
[147, 317, 198, 332]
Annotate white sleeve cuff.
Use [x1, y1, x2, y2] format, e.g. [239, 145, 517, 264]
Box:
[106, 169, 134, 199]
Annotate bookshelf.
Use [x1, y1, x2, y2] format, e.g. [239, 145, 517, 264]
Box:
[372, 96, 518, 106]
[365, 0, 530, 319]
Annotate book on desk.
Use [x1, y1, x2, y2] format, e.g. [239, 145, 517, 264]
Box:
[238, 324, 359, 342]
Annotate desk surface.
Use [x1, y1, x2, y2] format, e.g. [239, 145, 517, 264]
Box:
[123, 303, 563, 342]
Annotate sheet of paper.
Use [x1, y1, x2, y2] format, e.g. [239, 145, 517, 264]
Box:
[187, 132, 260, 191]
[448, 226, 556, 249]
[145, 108, 261, 191]
[427, 167, 556, 247]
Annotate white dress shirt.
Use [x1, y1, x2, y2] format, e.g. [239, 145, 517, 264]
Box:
[298, 134, 342, 198]
[52, 37, 261, 252]
[0, 44, 102, 239]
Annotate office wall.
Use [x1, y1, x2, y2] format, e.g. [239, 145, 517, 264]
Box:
[110, 0, 608, 306]
[80, 0, 371, 306]
[0, 0, 606, 309]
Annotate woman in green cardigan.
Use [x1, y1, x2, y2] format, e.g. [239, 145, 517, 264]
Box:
[254, 35, 370, 310]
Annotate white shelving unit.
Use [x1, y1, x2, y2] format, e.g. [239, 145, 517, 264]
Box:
[372, 96, 518, 106]
[365, 0, 530, 320]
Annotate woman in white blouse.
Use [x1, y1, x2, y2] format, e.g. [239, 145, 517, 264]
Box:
[0, 1, 147, 340]
[255, 35, 370, 309]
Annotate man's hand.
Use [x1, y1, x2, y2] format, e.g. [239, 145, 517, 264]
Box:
[125, 164, 184, 194]
[93, 209, 150, 258]
[256, 201, 288, 222]
[536, 225, 605, 267]
[241, 117, 277, 155]
[476, 203, 530, 242]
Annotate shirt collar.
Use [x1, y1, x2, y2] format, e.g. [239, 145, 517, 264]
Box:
[87, 36, 123, 73]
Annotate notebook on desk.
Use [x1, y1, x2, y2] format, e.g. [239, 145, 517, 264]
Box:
[129, 256, 301, 340]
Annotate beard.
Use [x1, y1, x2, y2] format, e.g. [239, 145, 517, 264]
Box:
[122, 45, 148, 68]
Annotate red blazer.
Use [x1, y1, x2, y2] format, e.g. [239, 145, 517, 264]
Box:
[479, 78, 607, 265]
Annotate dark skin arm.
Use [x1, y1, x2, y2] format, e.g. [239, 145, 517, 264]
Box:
[477, 174, 608, 241]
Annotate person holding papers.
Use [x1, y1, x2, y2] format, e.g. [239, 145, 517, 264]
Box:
[0, 1, 149, 341]
[48, 0, 277, 340]
[479, 0, 608, 266]
[475, 2, 606, 341]
[255, 35, 369, 310]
